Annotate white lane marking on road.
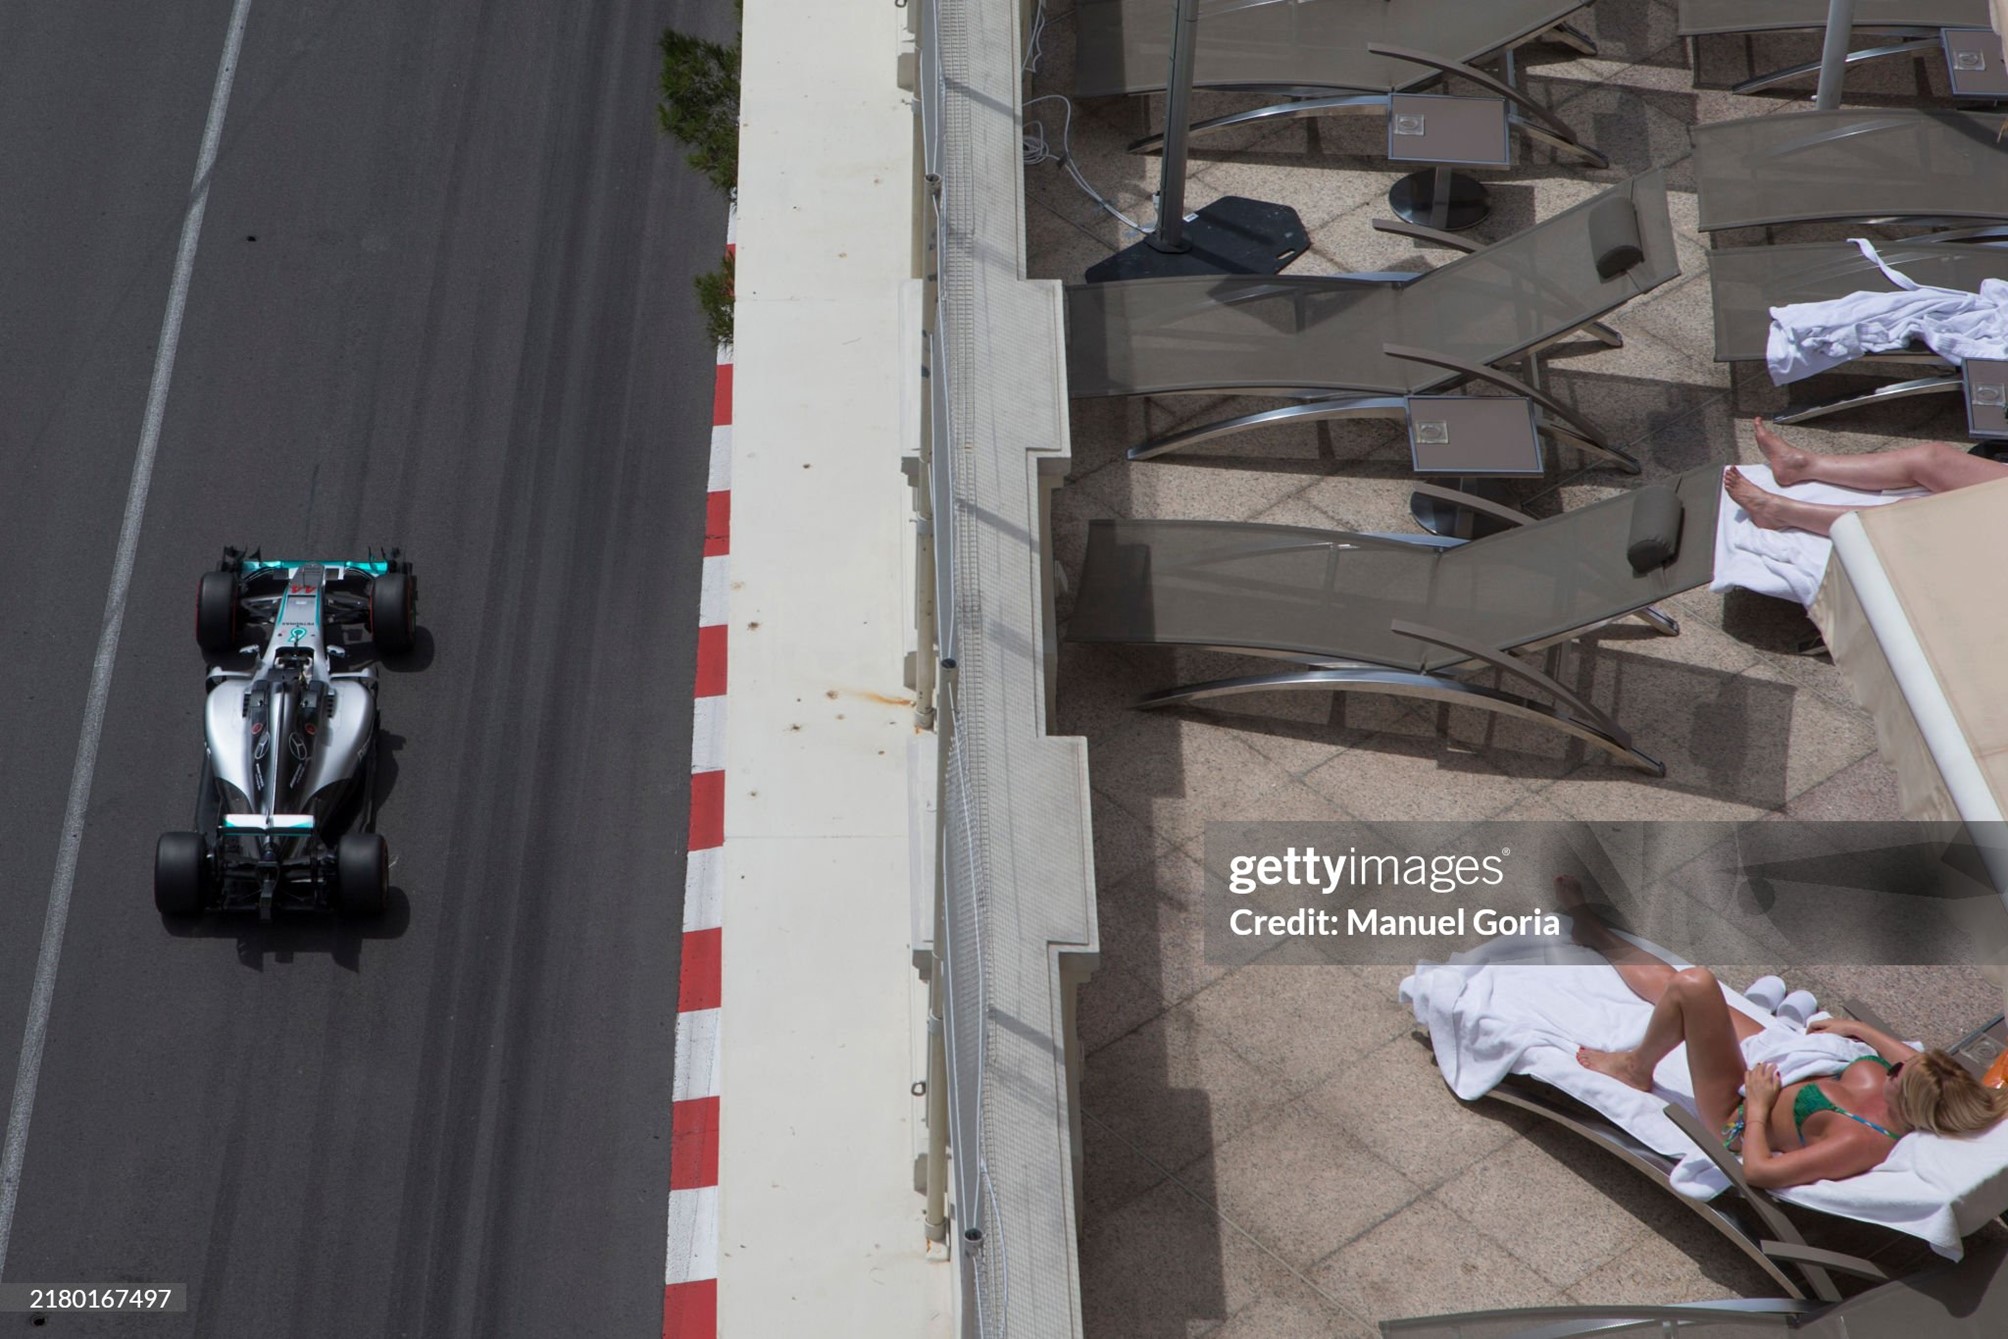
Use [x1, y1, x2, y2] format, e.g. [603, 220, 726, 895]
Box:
[0, 0, 256, 1279]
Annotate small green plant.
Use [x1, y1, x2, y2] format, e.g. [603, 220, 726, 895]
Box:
[657, 6, 742, 198]
[695, 251, 735, 350]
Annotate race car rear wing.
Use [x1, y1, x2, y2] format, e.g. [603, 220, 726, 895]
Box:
[221, 814, 315, 833]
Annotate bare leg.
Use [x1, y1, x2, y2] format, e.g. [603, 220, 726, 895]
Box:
[1725, 466, 1855, 537]
[1559, 876, 1759, 1126]
[1755, 418, 2008, 494]
[1556, 874, 1669, 996]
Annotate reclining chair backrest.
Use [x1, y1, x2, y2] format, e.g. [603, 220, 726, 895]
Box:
[1065, 171, 1679, 399]
[1709, 241, 2008, 362]
[1075, 0, 1594, 98]
[1068, 466, 1723, 670]
[1694, 111, 2008, 231]
[1677, 0, 1991, 36]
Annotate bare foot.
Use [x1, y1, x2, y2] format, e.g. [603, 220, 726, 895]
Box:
[1752, 417, 1813, 485]
[1724, 466, 1790, 531]
[1577, 1046, 1654, 1091]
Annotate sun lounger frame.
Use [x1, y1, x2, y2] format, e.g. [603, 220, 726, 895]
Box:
[1677, 0, 1995, 95]
[1705, 234, 2008, 424]
[1066, 469, 1721, 776]
[1066, 174, 1676, 467]
[1692, 111, 2008, 234]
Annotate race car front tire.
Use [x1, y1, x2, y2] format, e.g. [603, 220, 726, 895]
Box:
[370, 572, 417, 657]
[335, 832, 389, 917]
[154, 831, 209, 916]
[196, 570, 239, 658]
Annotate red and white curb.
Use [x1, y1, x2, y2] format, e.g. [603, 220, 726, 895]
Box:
[665, 206, 734, 1339]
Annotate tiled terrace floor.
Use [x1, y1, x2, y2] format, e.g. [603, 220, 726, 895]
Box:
[1034, 2, 2008, 1333]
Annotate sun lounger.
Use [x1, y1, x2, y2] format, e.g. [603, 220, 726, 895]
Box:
[1706, 237, 2008, 423]
[1693, 111, 2008, 233]
[1065, 467, 1722, 774]
[1073, 0, 1605, 161]
[1401, 934, 2008, 1301]
[1065, 171, 1679, 465]
[1678, 0, 1996, 95]
[1384, 1234, 2008, 1336]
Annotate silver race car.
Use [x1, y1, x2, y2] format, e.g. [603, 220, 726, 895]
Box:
[154, 548, 418, 919]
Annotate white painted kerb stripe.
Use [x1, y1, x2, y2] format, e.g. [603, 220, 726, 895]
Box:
[690, 696, 726, 775]
[698, 555, 730, 628]
[0, 0, 255, 1280]
[683, 847, 723, 933]
[707, 428, 732, 490]
[672, 1008, 721, 1103]
[665, 1184, 721, 1285]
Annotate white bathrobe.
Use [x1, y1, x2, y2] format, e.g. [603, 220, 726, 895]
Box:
[1767, 239, 2008, 385]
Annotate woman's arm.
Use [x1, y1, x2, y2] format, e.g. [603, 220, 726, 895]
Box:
[1808, 1017, 1918, 1064]
[1737, 1062, 1891, 1190]
[1741, 1120, 1890, 1190]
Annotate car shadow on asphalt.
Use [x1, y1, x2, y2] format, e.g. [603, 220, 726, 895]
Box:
[158, 884, 412, 971]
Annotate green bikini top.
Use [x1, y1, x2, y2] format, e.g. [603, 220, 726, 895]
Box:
[1793, 1055, 1896, 1141]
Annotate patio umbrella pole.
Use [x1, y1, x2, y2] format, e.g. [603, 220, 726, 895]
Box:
[1150, 0, 1200, 254]
[1082, 0, 1309, 281]
[1814, 0, 1856, 109]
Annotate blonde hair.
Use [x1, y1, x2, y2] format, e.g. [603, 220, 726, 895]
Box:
[1892, 1050, 2008, 1137]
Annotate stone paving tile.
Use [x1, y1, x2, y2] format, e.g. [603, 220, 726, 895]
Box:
[1303, 731, 1544, 824]
[1309, 1196, 1570, 1321]
[1076, 959, 1173, 1057]
[1563, 1236, 1771, 1308]
[1184, 1096, 1424, 1272]
[1186, 962, 1416, 1098]
[1204, 1276, 1379, 1339]
[1429, 1130, 1670, 1290]
[1080, 1104, 1170, 1223]
[1076, 1174, 1303, 1339]
[1082, 1000, 1295, 1182]
[1771, 750, 1902, 822]
[1095, 845, 1233, 1008]
[1085, 783, 1168, 892]
[1300, 1033, 1532, 1192]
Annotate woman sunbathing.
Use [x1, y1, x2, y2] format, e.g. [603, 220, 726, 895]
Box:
[1722, 417, 2008, 537]
[1558, 875, 2008, 1190]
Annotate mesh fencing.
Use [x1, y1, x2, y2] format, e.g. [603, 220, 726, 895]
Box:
[919, 1, 1087, 1335]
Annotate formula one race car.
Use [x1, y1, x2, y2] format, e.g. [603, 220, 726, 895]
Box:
[154, 548, 418, 919]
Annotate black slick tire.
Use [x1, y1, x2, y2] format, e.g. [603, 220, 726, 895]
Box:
[155, 831, 208, 916]
[335, 832, 388, 917]
[196, 571, 239, 658]
[370, 572, 417, 657]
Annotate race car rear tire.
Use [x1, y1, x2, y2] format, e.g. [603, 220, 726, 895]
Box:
[370, 572, 417, 657]
[335, 832, 388, 917]
[196, 570, 239, 658]
[154, 831, 209, 917]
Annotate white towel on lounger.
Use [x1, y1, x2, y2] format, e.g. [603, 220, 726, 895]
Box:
[1399, 928, 2008, 1259]
[1767, 239, 2008, 385]
[1709, 463, 1921, 608]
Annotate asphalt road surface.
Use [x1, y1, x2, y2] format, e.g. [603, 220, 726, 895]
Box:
[0, 1, 728, 1333]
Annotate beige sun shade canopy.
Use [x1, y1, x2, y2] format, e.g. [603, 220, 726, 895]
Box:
[1811, 477, 2008, 826]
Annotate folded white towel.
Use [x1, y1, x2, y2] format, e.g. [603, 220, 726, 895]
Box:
[1399, 928, 2008, 1259]
[1709, 463, 1920, 607]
